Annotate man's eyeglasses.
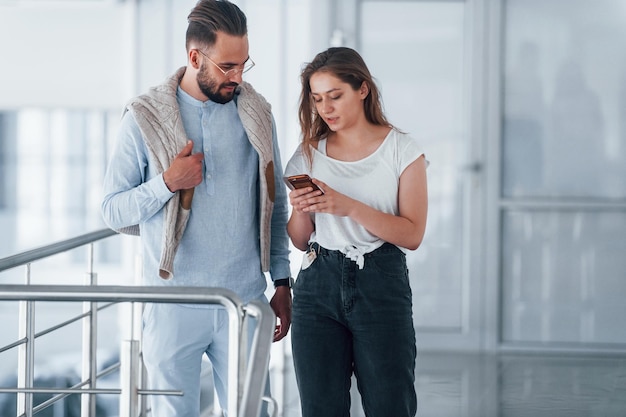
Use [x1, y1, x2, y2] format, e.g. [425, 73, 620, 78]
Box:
[196, 49, 255, 77]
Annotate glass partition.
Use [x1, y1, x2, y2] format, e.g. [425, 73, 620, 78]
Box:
[502, 0, 626, 200]
[0, 109, 121, 267]
[502, 210, 626, 345]
[500, 0, 626, 347]
[361, 1, 468, 332]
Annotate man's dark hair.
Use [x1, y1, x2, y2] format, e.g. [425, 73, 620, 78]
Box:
[186, 0, 247, 51]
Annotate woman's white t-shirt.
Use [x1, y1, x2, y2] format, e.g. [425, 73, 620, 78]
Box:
[284, 129, 426, 267]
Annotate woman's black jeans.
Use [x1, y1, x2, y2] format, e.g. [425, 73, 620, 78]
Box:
[291, 242, 417, 417]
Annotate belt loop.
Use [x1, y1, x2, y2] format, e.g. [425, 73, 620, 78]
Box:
[309, 242, 320, 256]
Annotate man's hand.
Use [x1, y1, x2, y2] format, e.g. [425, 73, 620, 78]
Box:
[163, 141, 204, 192]
[270, 286, 292, 342]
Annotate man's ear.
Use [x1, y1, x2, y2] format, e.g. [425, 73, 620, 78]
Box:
[189, 49, 201, 69]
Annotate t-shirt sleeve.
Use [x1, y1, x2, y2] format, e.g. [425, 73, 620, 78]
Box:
[284, 144, 309, 178]
[398, 133, 428, 175]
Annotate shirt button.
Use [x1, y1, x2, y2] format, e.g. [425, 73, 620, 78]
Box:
[207, 174, 212, 180]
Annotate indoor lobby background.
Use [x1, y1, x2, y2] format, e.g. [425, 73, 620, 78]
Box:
[0, 0, 625, 416]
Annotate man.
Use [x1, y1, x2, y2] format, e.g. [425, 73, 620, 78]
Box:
[101, 1, 292, 416]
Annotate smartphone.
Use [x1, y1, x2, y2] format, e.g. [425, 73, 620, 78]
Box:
[283, 174, 324, 194]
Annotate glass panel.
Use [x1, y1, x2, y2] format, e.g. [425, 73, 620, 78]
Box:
[361, 1, 466, 330]
[501, 210, 626, 345]
[13, 109, 113, 248]
[502, 0, 626, 199]
[0, 109, 121, 268]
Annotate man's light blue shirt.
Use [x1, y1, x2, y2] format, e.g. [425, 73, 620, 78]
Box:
[102, 86, 290, 303]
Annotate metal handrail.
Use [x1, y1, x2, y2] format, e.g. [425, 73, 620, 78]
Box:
[0, 302, 116, 354]
[0, 229, 117, 272]
[32, 363, 121, 415]
[0, 229, 276, 417]
[0, 285, 276, 417]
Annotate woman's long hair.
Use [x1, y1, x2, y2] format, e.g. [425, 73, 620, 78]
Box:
[298, 47, 392, 166]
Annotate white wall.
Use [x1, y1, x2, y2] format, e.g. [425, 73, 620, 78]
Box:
[0, 1, 134, 108]
[0, 0, 330, 154]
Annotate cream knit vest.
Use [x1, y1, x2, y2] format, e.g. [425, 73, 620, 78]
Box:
[119, 67, 275, 279]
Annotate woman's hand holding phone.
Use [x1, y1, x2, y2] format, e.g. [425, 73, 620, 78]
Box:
[286, 175, 358, 218]
[284, 174, 325, 214]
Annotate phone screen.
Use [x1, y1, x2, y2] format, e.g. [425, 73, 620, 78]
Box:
[284, 174, 323, 193]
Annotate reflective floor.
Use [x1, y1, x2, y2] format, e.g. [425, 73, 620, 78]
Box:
[3, 299, 624, 417]
[273, 350, 626, 417]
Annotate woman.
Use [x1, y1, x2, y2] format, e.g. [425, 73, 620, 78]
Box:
[285, 47, 428, 417]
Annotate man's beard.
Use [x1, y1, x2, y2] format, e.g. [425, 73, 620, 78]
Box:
[197, 63, 238, 104]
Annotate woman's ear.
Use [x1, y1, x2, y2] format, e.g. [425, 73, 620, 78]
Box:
[359, 81, 370, 98]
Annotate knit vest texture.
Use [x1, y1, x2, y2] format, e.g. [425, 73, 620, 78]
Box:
[118, 67, 275, 279]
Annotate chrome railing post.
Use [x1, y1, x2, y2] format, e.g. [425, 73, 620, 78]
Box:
[120, 340, 140, 417]
[82, 243, 98, 417]
[140, 357, 149, 416]
[238, 301, 275, 417]
[226, 301, 242, 417]
[17, 264, 34, 417]
[132, 254, 147, 417]
[238, 311, 249, 413]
